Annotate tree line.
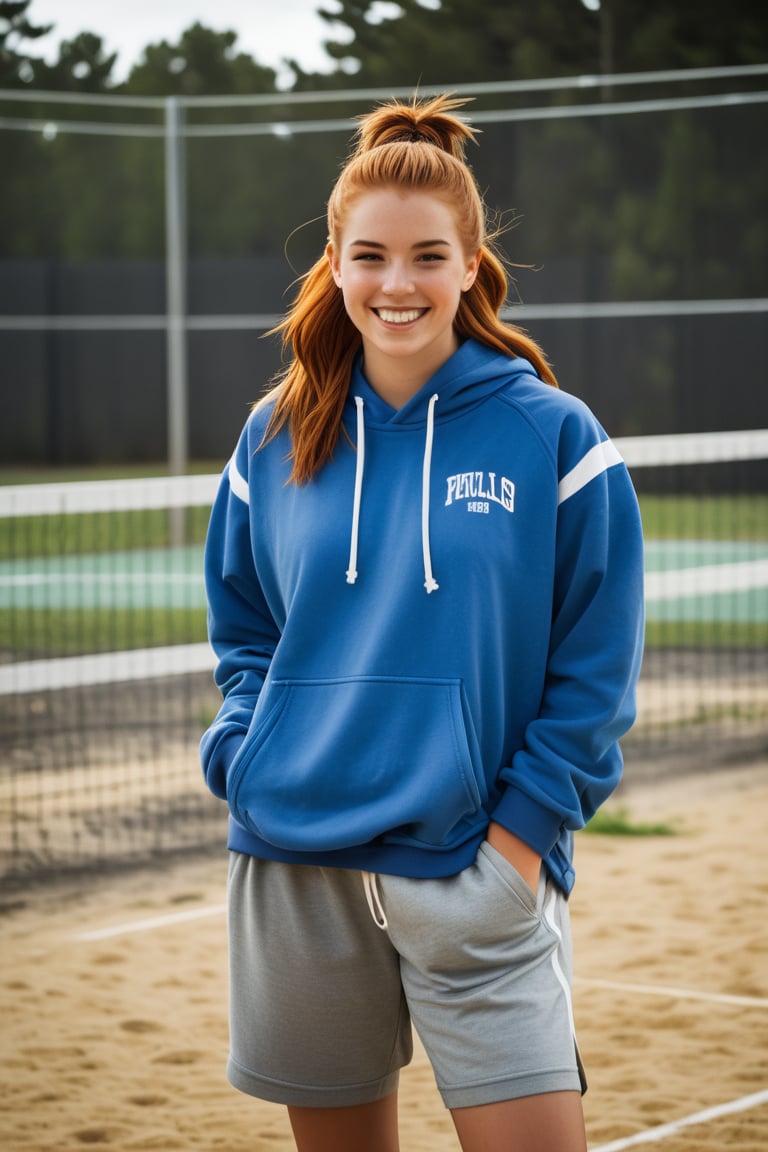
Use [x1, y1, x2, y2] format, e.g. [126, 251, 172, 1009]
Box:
[0, 0, 766, 309]
[2, 0, 766, 95]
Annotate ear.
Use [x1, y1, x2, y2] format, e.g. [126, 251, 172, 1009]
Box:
[462, 250, 481, 292]
[326, 241, 342, 287]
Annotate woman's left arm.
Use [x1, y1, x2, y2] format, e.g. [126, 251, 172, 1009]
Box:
[491, 425, 645, 865]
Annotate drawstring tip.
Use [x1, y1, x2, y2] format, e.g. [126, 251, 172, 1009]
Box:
[424, 577, 439, 594]
[346, 571, 358, 585]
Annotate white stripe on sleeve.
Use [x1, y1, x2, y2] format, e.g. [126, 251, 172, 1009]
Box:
[557, 439, 623, 505]
[228, 456, 250, 505]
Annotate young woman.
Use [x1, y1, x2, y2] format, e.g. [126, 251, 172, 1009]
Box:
[201, 94, 645, 1152]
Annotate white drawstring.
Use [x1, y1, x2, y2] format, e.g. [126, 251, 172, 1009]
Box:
[361, 871, 388, 929]
[346, 396, 365, 585]
[422, 394, 439, 593]
[347, 392, 439, 593]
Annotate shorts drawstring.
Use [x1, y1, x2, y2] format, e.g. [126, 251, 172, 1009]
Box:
[361, 871, 388, 930]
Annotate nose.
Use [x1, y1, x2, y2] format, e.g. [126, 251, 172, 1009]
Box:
[382, 260, 414, 295]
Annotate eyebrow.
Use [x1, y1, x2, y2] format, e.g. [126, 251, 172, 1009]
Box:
[348, 239, 451, 249]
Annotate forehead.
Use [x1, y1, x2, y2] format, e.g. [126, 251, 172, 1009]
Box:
[340, 187, 460, 241]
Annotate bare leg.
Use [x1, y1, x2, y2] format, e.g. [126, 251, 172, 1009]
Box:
[451, 1090, 587, 1152]
[288, 1090, 400, 1152]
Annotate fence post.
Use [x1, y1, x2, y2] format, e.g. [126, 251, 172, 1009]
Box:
[164, 96, 188, 546]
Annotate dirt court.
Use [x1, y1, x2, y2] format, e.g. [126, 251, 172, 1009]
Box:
[1, 762, 766, 1151]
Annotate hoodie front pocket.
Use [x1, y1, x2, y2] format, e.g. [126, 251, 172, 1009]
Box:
[227, 676, 486, 852]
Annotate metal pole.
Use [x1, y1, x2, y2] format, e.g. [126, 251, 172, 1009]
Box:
[164, 96, 188, 479]
[164, 97, 187, 549]
[600, 0, 615, 102]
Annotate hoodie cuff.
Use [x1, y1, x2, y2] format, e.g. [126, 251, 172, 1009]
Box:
[490, 785, 564, 858]
[200, 726, 246, 801]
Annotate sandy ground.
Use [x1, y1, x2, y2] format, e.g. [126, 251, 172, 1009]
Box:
[1, 762, 766, 1151]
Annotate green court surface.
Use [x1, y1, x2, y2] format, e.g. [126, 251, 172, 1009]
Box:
[2, 541, 768, 622]
[0, 546, 206, 611]
[643, 540, 768, 623]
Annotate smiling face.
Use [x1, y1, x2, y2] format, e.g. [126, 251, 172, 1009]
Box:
[327, 187, 480, 407]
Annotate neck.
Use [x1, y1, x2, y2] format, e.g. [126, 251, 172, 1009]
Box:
[363, 365, 428, 410]
[361, 336, 460, 410]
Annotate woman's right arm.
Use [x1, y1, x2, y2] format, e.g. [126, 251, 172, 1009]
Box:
[199, 451, 281, 800]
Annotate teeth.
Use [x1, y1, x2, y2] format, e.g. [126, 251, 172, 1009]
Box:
[377, 309, 423, 324]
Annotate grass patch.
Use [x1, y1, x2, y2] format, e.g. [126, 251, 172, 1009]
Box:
[0, 506, 212, 559]
[644, 620, 768, 648]
[584, 806, 680, 836]
[1, 607, 208, 658]
[638, 494, 768, 541]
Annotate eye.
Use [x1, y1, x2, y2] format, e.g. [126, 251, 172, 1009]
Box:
[352, 252, 382, 261]
[417, 252, 446, 263]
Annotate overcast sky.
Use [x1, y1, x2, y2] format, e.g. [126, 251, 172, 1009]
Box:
[23, 0, 361, 87]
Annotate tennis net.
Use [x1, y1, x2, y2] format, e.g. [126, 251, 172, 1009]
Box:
[1, 429, 766, 886]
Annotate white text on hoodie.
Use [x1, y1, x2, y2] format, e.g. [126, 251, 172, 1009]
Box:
[444, 471, 515, 512]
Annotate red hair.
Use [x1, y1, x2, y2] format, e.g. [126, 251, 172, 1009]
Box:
[261, 95, 557, 484]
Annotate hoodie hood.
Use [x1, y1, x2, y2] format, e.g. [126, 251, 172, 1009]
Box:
[343, 340, 541, 593]
[343, 338, 539, 429]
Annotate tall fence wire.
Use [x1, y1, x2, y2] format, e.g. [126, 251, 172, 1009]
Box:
[2, 66, 767, 468]
[1, 430, 766, 887]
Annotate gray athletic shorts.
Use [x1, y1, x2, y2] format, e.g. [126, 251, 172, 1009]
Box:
[227, 845, 585, 1110]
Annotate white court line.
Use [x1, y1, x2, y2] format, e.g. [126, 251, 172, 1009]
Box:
[589, 1089, 768, 1151]
[0, 642, 215, 695]
[644, 558, 768, 602]
[577, 975, 768, 1009]
[73, 902, 226, 942]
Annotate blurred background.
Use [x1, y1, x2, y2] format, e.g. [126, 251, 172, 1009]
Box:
[0, 0, 766, 886]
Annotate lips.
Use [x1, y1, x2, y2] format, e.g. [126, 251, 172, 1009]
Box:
[375, 308, 426, 324]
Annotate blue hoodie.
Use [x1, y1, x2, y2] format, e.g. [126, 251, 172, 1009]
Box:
[200, 339, 644, 895]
